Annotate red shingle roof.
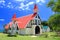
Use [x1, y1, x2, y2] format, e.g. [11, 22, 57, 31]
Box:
[5, 13, 37, 29]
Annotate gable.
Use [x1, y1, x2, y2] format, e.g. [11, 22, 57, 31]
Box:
[35, 14, 41, 20]
[26, 14, 41, 28]
[34, 14, 41, 25]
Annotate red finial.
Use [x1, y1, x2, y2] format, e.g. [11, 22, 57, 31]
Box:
[34, 4, 37, 9]
[12, 13, 16, 21]
[34, 4, 38, 13]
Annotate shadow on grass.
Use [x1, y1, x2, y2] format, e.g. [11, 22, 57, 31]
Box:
[7, 34, 17, 37]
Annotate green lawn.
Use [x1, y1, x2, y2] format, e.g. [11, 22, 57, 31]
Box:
[0, 32, 60, 40]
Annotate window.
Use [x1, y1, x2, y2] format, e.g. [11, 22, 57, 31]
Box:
[31, 20, 35, 25]
[27, 22, 32, 28]
[17, 26, 19, 30]
[38, 16, 40, 19]
[35, 20, 37, 25]
[9, 25, 11, 30]
[9, 27, 11, 30]
[38, 20, 41, 25]
[35, 16, 37, 18]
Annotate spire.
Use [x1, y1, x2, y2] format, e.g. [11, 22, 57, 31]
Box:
[32, 4, 38, 17]
[33, 4, 38, 13]
[12, 13, 16, 21]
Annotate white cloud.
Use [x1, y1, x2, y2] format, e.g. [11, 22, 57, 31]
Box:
[18, 2, 34, 10]
[20, 3, 25, 8]
[18, 3, 25, 10]
[36, 0, 41, 3]
[0, 19, 5, 21]
[7, 4, 14, 9]
[40, 0, 45, 3]
[8, 2, 11, 5]
[36, 0, 45, 3]
[0, 0, 5, 3]
[25, 7, 30, 10]
[15, 0, 45, 10]
[24, 2, 34, 10]
[6, 2, 14, 8]
[7, 5, 10, 8]
[0, 0, 46, 11]
[15, 0, 25, 2]
[26, 2, 34, 6]
[0, 0, 5, 7]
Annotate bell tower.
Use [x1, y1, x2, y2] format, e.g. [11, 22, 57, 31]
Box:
[33, 4, 41, 25]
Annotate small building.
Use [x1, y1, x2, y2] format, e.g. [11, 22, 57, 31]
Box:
[42, 26, 50, 33]
[5, 4, 49, 35]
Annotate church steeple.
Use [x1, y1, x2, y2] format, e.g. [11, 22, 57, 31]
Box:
[12, 13, 16, 21]
[32, 4, 38, 17]
[33, 4, 38, 13]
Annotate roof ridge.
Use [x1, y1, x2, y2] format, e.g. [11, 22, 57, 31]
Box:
[17, 13, 33, 18]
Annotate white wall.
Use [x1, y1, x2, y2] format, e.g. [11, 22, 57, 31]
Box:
[25, 28, 32, 34]
[31, 25, 42, 35]
[18, 25, 42, 35]
[18, 29, 26, 35]
[46, 27, 50, 32]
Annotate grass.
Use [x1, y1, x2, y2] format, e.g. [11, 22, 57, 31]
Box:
[0, 32, 60, 40]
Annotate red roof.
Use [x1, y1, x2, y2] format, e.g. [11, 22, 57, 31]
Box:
[5, 4, 38, 29]
[5, 13, 37, 29]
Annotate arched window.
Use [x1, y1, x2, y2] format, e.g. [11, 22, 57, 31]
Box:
[9, 25, 11, 30]
[17, 26, 19, 30]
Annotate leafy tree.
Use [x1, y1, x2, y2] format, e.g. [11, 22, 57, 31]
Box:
[47, 0, 60, 12]
[48, 14, 60, 31]
[41, 21, 48, 26]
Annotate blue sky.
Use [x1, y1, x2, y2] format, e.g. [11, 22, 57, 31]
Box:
[0, 0, 54, 30]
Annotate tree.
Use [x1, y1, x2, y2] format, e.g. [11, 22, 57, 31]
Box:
[47, 0, 60, 12]
[48, 14, 60, 31]
[41, 21, 48, 26]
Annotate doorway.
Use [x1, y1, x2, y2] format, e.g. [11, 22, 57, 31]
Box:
[35, 26, 40, 34]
